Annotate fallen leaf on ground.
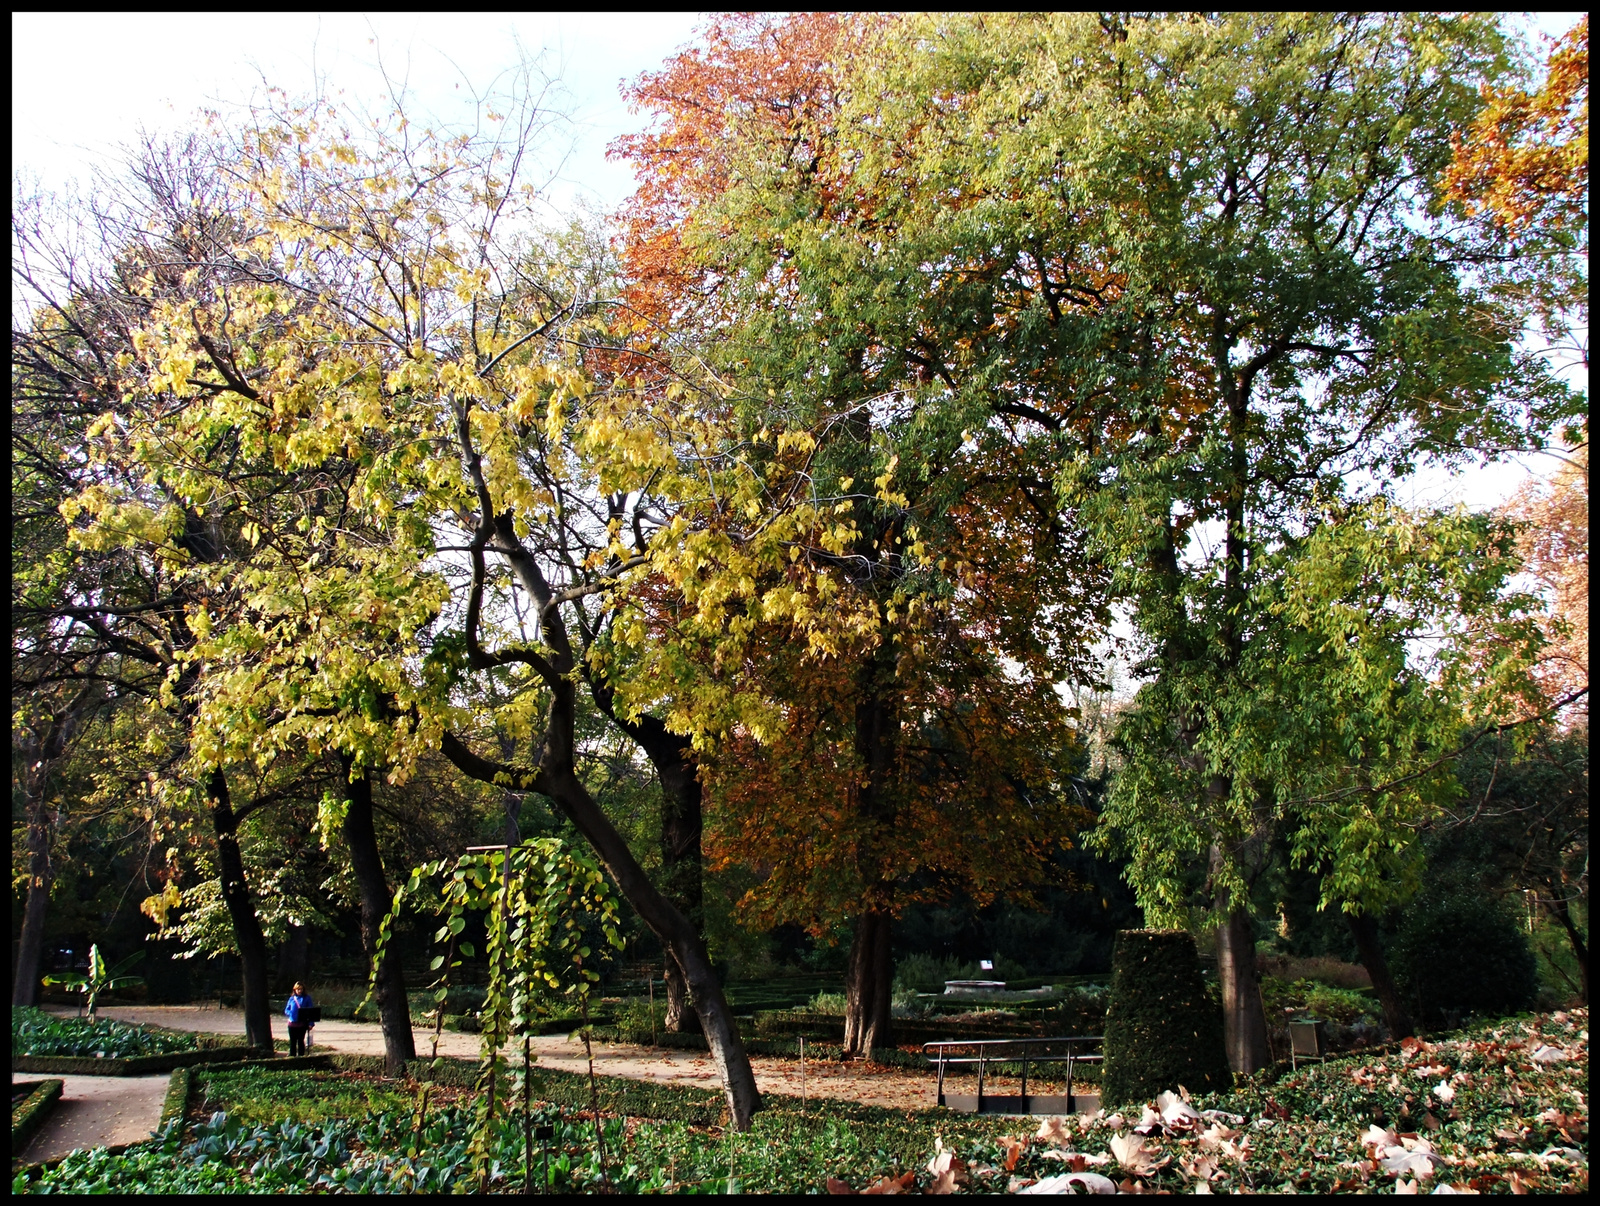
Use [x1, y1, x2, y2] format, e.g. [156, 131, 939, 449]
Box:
[1109, 1132, 1168, 1176]
[1017, 1171, 1117, 1194]
[860, 1171, 916, 1194]
[1035, 1117, 1073, 1146]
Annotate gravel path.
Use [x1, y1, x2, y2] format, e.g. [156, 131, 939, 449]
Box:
[65, 1005, 950, 1111]
[11, 1072, 170, 1165]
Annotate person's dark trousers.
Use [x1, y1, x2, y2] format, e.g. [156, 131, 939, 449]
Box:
[288, 1024, 309, 1056]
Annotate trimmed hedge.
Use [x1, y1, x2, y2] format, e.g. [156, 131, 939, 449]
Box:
[11, 1045, 263, 1077]
[1391, 890, 1538, 1026]
[159, 1067, 191, 1129]
[11, 1079, 64, 1158]
[1100, 930, 1231, 1107]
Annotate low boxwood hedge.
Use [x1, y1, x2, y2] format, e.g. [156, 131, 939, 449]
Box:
[11, 1079, 63, 1159]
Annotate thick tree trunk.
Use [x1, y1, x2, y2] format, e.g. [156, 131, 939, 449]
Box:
[13, 795, 52, 1009]
[208, 769, 274, 1052]
[843, 910, 894, 1057]
[342, 766, 416, 1074]
[1209, 838, 1269, 1075]
[1346, 910, 1414, 1039]
[274, 924, 311, 994]
[1216, 905, 1270, 1073]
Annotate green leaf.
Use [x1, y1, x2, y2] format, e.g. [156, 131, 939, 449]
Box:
[457, 941, 475, 957]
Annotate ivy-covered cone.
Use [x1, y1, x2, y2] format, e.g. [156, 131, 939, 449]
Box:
[1102, 929, 1232, 1106]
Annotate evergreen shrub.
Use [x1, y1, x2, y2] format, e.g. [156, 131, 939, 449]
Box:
[1100, 929, 1231, 1106]
[1390, 890, 1538, 1025]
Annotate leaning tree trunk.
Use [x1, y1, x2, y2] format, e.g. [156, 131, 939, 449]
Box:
[536, 755, 760, 1129]
[208, 769, 275, 1052]
[843, 909, 894, 1058]
[1346, 910, 1414, 1038]
[341, 765, 416, 1074]
[586, 690, 708, 1034]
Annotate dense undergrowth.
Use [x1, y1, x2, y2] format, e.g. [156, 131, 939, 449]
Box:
[14, 1010, 1587, 1194]
[11, 1008, 200, 1059]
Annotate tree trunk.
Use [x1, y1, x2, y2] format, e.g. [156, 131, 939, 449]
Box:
[843, 910, 893, 1057]
[13, 801, 53, 1010]
[13, 688, 97, 1009]
[1345, 910, 1415, 1038]
[274, 924, 311, 995]
[659, 750, 705, 1033]
[1209, 838, 1269, 1075]
[341, 765, 416, 1074]
[1547, 892, 1589, 1004]
[208, 769, 274, 1052]
[586, 691, 707, 1035]
[536, 757, 761, 1130]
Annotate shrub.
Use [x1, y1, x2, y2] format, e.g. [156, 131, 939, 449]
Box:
[1100, 930, 1231, 1106]
[1390, 890, 1538, 1026]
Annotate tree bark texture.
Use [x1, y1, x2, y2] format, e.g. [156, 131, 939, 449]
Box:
[1215, 904, 1270, 1074]
[1345, 910, 1415, 1039]
[341, 766, 416, 1074]
[208, 769, 275, 1051]
[843, 910, 893, 1057]
[657, 745, 705, 1033]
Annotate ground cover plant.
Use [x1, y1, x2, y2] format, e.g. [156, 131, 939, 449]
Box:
[11, 1007, 199, 1059]
[14, 1009, 1586, 1193]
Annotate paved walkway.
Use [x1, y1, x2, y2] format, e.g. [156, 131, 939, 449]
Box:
[56, 1005, 954, 1111]
[12, 1072, 170, 1165]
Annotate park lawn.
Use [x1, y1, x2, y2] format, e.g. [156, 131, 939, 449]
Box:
[14, 1008, 1586, 1194]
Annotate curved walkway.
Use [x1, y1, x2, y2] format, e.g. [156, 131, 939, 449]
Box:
[12, 1072, 170, 1166]
[50, 1005, 946, 1111]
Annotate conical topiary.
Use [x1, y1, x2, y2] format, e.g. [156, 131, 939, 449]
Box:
[1100, 929, 1232, 1106]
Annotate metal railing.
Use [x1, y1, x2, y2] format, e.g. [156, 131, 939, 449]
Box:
[923, 1035, 1103, 1115]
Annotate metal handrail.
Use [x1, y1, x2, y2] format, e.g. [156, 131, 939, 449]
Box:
[923, 1036, 1103, 1110]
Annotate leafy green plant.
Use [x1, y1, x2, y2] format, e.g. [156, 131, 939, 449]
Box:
[40, 945, 144, 1019]
[11, 1007, 198, 1058]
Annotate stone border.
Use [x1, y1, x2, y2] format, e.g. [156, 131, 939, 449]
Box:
[11, 1079, 64, 1158]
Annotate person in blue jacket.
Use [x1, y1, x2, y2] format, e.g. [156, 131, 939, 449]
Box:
[285, 982, 315, 1056]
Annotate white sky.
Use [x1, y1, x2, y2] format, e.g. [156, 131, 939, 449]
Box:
[11, 10, 1585, 508]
